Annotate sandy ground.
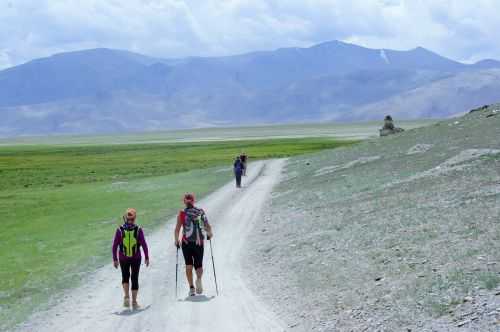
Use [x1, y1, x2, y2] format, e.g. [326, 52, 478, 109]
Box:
[17, 160, 286, 332]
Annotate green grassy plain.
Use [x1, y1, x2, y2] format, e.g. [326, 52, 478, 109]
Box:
[0, 137, 356, 330]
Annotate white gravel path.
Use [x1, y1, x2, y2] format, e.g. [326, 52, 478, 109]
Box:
[18, 160, 286, 332]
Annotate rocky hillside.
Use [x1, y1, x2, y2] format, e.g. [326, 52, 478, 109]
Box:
[246, 105, 500, 331]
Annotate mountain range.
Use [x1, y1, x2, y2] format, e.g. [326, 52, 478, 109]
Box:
[1, 40, 500, 136]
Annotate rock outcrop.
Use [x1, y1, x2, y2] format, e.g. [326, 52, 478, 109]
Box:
[379, 115, 404, 136]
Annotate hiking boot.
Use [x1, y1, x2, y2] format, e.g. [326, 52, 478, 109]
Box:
[195, 278, 203, 294]
[189, 286, 196, 296]
[123, 297, 130, 308]
[132, 302, 141, 310]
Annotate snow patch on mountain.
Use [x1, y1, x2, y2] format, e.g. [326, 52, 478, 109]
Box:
[380, 49, 390, 64]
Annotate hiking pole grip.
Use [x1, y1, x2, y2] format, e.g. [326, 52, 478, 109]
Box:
[209, 239, 219, 296]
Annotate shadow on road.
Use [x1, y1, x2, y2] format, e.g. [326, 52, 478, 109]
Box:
[180, 295, 215, 303]
[113, 304, 151, 316]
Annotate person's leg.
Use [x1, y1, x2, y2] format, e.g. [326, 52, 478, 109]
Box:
[185, 265, 194, 287]
[122, 283, 130, 299]
[182, 243, 195, 289]
[186, 265, 194, 287]
[195, 267, 203, 279]
[195, 267, 203, 294]
[120, 260, 131, 306]
[130, 259, 141, 307]
[194, 245, 204, 294]
[186, 265, 196, 296]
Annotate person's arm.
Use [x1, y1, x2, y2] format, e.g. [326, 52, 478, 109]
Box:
[205, 222, 213, 239]
[174, 211, 183, 247]
[203, 211, 213, 239]
[112, 229, 121, 268]
[138, 228, 149, 266]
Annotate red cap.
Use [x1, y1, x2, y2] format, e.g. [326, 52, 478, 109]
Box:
[183, 193, 195, 204]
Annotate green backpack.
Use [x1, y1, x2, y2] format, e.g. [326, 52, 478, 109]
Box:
[119, 225, 139, 257]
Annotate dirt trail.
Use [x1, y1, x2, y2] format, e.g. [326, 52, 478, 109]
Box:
[19, 160, 286, 332]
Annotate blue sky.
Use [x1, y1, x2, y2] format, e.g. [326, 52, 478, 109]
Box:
[1, 0, 499, 69]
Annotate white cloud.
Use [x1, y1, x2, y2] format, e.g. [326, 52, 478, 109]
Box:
[0, 49, 12, 68]
[1, 0, 500, 69]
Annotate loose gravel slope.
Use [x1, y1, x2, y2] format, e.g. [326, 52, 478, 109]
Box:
[246, 105, 500, 331]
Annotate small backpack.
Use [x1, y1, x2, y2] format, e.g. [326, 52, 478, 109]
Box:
[234, 160, 243, 172]
[180, 207, 206, 245]
[119, 225, 139, 257]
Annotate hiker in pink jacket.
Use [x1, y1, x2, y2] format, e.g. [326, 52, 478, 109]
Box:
[112, 208, 149, 310]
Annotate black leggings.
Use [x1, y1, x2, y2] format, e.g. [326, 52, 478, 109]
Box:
[120, 259, 141, 290]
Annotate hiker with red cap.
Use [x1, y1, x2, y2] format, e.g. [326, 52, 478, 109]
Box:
[174, 193, 213, 296]
[112, 208, 149, 309]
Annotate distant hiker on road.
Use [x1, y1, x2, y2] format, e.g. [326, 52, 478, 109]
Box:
[112, 208, 149, 309]
[174, 193, 213, 296]
[234, 156, 244, 188]
[240, 152, 248, 176]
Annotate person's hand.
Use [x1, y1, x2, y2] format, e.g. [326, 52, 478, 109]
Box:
[145, 258, 150, 267]
[207, 232, 213, 240]
[113, 260, 119, 269]
[175, 239, 180, 249]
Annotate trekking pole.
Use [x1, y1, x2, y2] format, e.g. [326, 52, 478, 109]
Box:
[209, 239, 219, 296]
[175, 246, 179, 299]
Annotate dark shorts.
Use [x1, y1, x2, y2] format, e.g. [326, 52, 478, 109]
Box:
[182, 242, 204, 269]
